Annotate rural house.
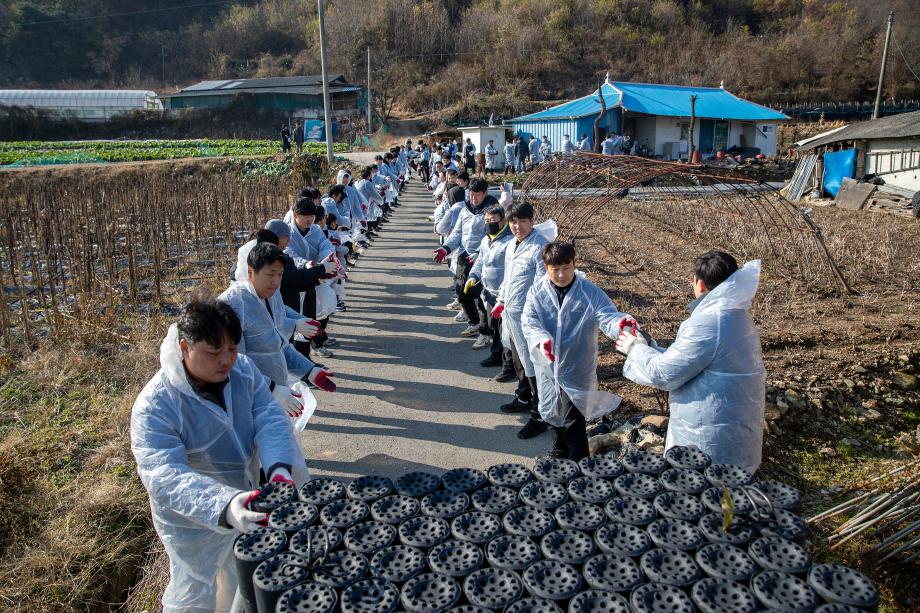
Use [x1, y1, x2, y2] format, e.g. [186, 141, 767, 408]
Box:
[510, 77, 788, 159]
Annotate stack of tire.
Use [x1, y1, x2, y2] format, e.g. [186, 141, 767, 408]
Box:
[233, 446, 880, 612]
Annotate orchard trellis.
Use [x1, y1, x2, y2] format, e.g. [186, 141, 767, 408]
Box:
[0, 172, 290, 349]
[520, 153, 852, 296]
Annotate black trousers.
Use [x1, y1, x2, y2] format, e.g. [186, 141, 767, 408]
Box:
[420, 160, 430, 182]
[552, 388, 589, 461]
[454, 256, 487, 329]
[489, 312, 503, 360]
[508, 334, 540, 421]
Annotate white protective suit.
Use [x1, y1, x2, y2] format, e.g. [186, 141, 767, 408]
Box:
[562, 137, 576, 153]
[217, 280, 314, 387]
[283, 215, 334, 265]
[337, 170, 368, 231]
[131, 325, 300, 613]
[522, 273, 631, 426]
[503, 142, 516, 168]
[496, 220, 557, 376]
[623, 260, 766, 472]
[356, 177, 383, 222]
[529, 138, 542, 165]
[485, 144, 498, 170]
[469, 225, 514, 306]
[602, 137, 616, 155]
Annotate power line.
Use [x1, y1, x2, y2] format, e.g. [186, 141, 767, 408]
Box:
[21, 1, 244, 26]
[893, 35, 920, 84]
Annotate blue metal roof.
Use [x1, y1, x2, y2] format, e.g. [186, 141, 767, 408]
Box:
[513, 81, 787, 122]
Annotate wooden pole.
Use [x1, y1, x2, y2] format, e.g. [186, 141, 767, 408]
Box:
[873, 11, 894, 120]
[317, 0, 334, 164]
[688, 95, 698, 163]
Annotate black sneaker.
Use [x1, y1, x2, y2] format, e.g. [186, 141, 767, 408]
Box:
[480, 355, 502, 368]
[517, 419, 548, 439]
[493, 368, 516, 383]
[547, 447, 569, 459]
[500, 398, 531, 414]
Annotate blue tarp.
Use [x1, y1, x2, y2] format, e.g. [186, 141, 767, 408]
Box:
[822, 149, 856, 197]
[513, 81, 788, 122]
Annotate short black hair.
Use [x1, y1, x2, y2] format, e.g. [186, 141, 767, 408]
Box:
[293, 197, 317, 216]
[326, 213, 338, 227]
[508, 202, 535, 221]
[328, 184, 347, 199]
[298, 187, 320, 201]
[457, 171, 470, 182]
[469, 177, 488, 193]
[250, 229, 279, 245]
[542, 241, 576, 266]
[179, 295, 242, 347]
[693, 250, 738, 290]
[247, 242, 287, 272]
[361, 167, 372, 179]
[315, 204, 325, 219]
[484, 205, 505, 219]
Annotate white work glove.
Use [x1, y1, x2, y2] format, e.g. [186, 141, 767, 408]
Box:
[269, 467, 294, 485]
[271, 384, 304, 417]
[226, 490, 266, 532]
[295, 318, 321, 338]
[615, 330, 649, 356]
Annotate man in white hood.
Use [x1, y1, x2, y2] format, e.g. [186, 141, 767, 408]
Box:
[616, 251, 766, 473]
[131, 296, 302, 613]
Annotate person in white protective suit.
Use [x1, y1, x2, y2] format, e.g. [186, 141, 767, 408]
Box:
[578, 133, 593, 151]
[219, 241, 337, 398]
[522, 241, 634, 460]
[484, 140, 498, 176]
[503, 139, 517, 175]
[355, 166, 384, 237]
[616, 251, 766, 473]
[490, 202, 557, 440]
[561, 134, 576, 153]
[528, 136, 542, 167]
[284, 195, 338, 358]
[539, 136, 552, 162]
[131, 296, 302, 613]
[336, 169, 369, 247]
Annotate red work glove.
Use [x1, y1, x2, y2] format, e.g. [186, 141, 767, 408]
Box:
[308, 367, 337, 392]
[466, 255, 475, 266]
[433, 248, 448, 264]
[491, 303, 504, 319]
[542, 339, 556, 363]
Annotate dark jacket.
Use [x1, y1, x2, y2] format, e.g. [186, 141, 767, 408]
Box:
[280, 258, 326, 314]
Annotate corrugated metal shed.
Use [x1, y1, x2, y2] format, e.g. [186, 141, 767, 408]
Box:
[513, 80, 787, 122]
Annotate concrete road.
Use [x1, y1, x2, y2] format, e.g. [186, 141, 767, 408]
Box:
[298, 179, 548, 481]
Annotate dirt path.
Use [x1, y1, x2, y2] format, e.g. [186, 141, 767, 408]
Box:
[297, 179, 548, 480]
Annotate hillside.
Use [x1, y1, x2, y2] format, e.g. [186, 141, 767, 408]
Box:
[2, 0, 918, 124]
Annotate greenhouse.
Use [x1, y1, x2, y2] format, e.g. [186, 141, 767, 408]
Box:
[0, 89, 162, 121]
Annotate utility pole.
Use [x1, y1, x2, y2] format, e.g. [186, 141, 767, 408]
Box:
[688, 95, 697, 163]
[160, 45, 167, 87]
[367, 47, 373, 134]
[317, 0, 334, 163]
[872, 11, 894, 120]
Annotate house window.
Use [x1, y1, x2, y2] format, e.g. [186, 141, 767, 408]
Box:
[761, 125, 773, 133]
[714, 121, 729, 151]
[678, 123, 689, 141]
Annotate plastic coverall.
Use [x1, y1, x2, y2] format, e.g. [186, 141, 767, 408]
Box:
[336, 170, 368, 230]
[623, 260, 766, 472]
[496, 220, 557, 376]
[131, 324, 300, 613]
[522, 273, 631, 426]
[283, 214, 334, 264]
[443, 197, 492, 260]
[602, 138, 616, 155]
[503, 142, 516, 168]
[356, 177, 383, 222]
[562, 137, 576, 153]
[469, 225, 514, 306]
[485, 144, 498, 169]
[218, 281, 314, 384]
[529, 138, 542, 164]
[539, 140, 552, 160]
